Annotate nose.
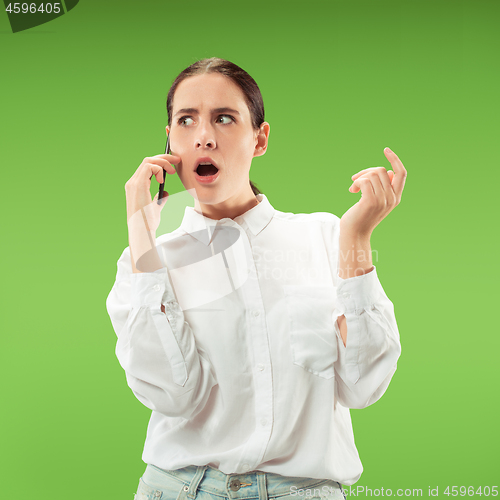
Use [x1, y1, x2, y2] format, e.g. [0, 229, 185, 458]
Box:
[195, 137, 216, 149]
[195, 123, 216, 150]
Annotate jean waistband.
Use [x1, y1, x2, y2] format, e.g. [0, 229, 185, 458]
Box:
[143, 463, 342, 499]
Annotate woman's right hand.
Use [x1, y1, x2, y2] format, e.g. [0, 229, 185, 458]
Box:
[125, 153, 181, 273]
[125, 153, 181, 227]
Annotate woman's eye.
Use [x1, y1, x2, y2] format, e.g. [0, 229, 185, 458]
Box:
[178, 116, 194, 126]
[177, 115, 234, 126]
[217, 115, 234, 124]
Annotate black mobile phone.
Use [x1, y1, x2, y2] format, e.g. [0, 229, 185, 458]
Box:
[157, 133, 170, 205]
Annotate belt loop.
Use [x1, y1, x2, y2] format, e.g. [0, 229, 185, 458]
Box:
[186, 465, 207, 499]
[257, 472, 268, 500]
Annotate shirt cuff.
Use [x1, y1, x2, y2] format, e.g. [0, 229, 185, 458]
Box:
[130, 268, 176, 308]
[335, 265, 383, 314]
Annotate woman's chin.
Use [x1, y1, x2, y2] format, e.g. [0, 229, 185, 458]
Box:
[192, 189, 223, 207]
[195, 195, 223, 208]
[180, 178, 219, 202]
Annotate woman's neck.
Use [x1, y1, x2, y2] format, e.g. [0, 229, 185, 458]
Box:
[194, 189, 260, 221]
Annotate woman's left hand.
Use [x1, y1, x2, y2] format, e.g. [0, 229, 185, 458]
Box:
[340, 147, 407, 238]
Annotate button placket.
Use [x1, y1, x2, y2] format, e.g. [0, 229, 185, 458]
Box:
[238, 230, 273, 475]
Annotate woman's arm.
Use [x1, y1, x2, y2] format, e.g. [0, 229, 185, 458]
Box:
[332, 148, 406, 409]
[336, 229, 374, 347]
[108, 151, 219, 418]
[333, 231, 401, 409]
[106, 246, 218, 419]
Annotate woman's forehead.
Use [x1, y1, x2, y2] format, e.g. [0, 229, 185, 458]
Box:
[173, 73, 248, 114]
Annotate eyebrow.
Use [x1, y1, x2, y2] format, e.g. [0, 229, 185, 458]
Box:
[173, 107, 241, 118]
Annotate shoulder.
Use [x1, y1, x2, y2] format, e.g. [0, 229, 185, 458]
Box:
[272, 207, 340, 226]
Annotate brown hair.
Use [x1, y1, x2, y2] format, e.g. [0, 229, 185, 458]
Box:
[166, 57, 264, 196]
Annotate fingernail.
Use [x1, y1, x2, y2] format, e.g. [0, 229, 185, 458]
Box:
[385, 147, 392, 153]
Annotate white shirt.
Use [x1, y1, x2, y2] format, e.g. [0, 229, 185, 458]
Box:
[106, 193, 401, 486]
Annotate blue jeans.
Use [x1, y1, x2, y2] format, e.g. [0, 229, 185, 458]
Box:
[134, 464, 347, 499]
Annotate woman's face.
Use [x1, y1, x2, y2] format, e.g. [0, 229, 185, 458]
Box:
[166, 72, 269, 212]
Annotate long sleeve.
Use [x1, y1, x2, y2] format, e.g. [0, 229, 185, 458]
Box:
[105, 246, 218, 419]
[332, 266, 401, 409]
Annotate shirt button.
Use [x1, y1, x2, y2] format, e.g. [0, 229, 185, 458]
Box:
[243, 463, 250, 471]
[253, 310, 260, 317]
[257, 363, 264, 371]
[342, 292, 350, 299]
[261, 418, 267, 426]
[183, 485, 189, 492]
[153, 284, 161, 291]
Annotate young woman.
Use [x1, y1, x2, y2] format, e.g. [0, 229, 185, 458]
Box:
[106, 57, 406, 500]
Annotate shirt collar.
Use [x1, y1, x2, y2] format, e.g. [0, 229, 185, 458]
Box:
[179, 193, 275, 245]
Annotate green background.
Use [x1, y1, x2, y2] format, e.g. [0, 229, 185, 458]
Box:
[1, 0, 498, 497]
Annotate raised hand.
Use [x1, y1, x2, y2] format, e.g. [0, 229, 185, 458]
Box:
[125, 153, 181, 273]
[340, 147, 407, 238]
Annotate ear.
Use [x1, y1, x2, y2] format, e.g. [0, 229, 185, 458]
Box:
[253, 122, 270, 158]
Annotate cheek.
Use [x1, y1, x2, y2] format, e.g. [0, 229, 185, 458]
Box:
[169, 132, 189, 155]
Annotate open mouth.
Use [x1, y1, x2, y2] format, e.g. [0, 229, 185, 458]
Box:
[196, 163, 219, 176]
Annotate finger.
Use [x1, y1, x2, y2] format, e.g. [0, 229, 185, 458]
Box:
[146, 155, 181, 175]
[351, 169, 397, 209]
[369, 170, 387, 202]
[355, 172, 388, 206]
[144, 157, 177, 175]
[145, 162, 169, 184]
[384, 148, 407, 202]
[350, 167, 392, 195]
[161, 160, 178, 175]
[351, 166, 382, 180]
[374, 167, 397, 206]
[350, 171, 378, 192]
[350, 177, 375, 199]
[156, 153, 182, 164]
